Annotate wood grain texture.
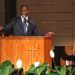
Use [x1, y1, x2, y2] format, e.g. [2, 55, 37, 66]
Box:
[0, 36, 52, 71]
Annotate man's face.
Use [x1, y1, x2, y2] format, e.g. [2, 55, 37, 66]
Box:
[20, 6, 29, 16]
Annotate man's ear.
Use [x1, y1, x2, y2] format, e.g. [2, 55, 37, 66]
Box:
[27, 10, 29, 14]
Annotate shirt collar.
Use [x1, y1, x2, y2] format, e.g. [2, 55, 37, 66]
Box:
[21, 16, 28, 22]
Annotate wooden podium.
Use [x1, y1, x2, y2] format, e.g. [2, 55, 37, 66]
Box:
[0, 36, 52, 71]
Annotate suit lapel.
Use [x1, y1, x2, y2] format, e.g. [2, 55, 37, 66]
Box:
[27, 17, 33, 34]
[17, 17, 25, 32]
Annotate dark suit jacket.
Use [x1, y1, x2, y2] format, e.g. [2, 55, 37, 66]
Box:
[2, 16, 39, 36]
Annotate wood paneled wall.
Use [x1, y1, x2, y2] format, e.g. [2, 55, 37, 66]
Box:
[17, 0, 75, 50]
[0, 0, 75, 50]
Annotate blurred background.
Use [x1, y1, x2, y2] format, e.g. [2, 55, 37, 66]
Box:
[0, 0, 75, 50]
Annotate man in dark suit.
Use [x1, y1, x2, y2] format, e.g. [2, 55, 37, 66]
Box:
[0, 5, 39, 36]
[0, 5, 54, 37]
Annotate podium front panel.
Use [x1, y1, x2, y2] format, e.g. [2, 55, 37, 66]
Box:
[0, 36, 52, 71]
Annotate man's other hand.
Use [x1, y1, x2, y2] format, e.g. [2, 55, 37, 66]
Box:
[45, 32, 54, 38]
[0, 26, 3, 31]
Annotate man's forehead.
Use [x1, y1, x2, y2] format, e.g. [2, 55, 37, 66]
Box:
[20, 5, 29, 10]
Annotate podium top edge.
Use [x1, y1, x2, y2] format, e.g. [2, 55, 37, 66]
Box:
[0, 36, 52, 39]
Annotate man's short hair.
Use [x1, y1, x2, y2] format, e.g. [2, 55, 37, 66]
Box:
[20, 5, 29, 10]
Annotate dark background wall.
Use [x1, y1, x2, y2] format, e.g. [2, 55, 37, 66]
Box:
[0, 0, 75, 50]
[0, 0, 5, 25]
[5, 0, 16, 24]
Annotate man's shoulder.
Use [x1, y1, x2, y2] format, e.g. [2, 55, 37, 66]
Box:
[13, 16, 21, 21]
[10, 16, 21, 24]
[28, 17, 35, 22]
[28, 17, 37, 26]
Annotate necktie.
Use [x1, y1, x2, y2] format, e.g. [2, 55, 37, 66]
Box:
[23, 18, 28, 33]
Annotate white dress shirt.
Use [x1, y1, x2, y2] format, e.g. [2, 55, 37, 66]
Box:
[21, 16, 29, 33]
